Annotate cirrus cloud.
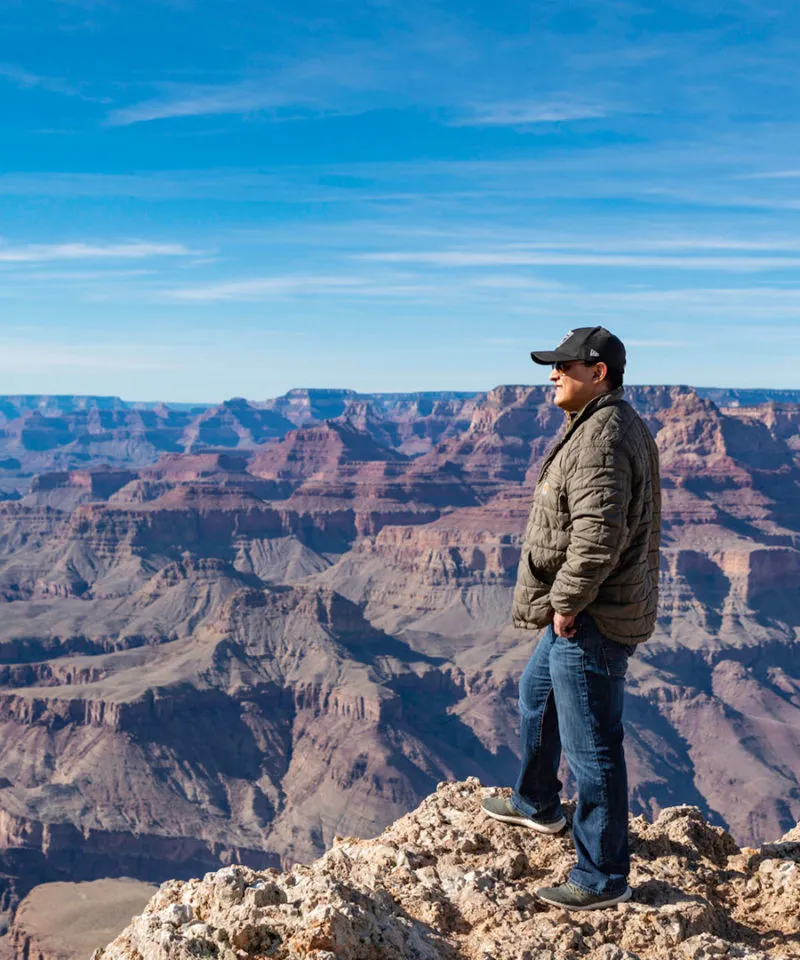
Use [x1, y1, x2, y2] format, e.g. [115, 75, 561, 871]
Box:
[0, 241, 196, 263]
[449, 99, 611, 127]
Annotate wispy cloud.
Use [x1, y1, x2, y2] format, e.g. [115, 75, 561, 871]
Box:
[106, 81, 309, 126]
[466, 274, 566, 290]
[161, 272, 483, 303]
[361, 249, 800, 272]
[541, 286, 800, 322]
[0, 268, 156, 284]
[162, 274, 371, 302]
[0, 62, 109, 104]
[734, 169, 800, 181]
[450, 100, 610, 127]
[500, 237, 800, 253]
[0, 62, 80, 97]
[105, 47, 384, 127]
[0, 241, 195, 263]
[618, 237, 800, 252]
[0, 150, 779, 211]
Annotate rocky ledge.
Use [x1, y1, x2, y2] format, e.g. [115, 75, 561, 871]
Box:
[94, 779, 799, 960]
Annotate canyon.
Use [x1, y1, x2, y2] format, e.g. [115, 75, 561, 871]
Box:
[0, 385, 796, 954]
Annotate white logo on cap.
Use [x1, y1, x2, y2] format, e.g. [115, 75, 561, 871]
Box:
[589, 348, 600, 358]
[558, 330, 574, 347]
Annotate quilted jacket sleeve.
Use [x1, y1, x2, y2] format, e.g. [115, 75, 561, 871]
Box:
[548, 440, 633, 616]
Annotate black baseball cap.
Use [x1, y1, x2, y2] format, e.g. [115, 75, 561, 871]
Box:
[531, 326, 626, 371]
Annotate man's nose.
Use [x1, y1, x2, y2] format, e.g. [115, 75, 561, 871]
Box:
[548, 368, 559, 382]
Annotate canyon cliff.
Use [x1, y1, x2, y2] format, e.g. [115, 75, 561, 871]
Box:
[0, 384, 796, 949]
[93, 779, 800, 960]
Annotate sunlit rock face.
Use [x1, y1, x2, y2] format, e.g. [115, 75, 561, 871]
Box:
[0, 385, 796, 925]
[94, 780, 800, 960]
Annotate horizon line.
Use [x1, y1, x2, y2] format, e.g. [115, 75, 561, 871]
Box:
[2, 383, 800, 408]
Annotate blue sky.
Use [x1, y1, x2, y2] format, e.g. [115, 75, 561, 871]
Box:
[2, 0, 800, 400]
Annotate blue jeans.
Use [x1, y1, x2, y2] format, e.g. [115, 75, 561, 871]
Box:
[512, 613, 633, 896]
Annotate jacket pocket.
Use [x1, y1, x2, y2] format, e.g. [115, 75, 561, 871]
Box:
[527, 551, 554, 586]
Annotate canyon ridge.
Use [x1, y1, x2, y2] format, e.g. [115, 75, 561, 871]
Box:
[0, 385, 797, 952]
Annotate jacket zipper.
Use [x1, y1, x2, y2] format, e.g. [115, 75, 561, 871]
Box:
[535, 393, 626, 485]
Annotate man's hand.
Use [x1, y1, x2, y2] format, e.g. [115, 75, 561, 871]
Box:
[553, 612, 577, 638]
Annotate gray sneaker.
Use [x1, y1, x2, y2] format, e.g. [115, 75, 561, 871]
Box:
[481, 795, 567, 835]
[535, 881, 632, 911]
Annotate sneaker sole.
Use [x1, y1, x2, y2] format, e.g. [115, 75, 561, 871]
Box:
[482, 806, 567, 835]
[535, 886, 633, 911]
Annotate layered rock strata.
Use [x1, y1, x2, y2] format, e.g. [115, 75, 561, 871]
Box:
[0, 384, 796, 927]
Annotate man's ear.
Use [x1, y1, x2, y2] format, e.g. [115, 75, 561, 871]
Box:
[593, 361, 608, 382]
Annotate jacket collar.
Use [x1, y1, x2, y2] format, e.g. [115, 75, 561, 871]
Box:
[538, 388, 625, 484]
[564, 386, 625, 433]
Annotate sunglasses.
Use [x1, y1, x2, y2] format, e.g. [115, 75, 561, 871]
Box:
[552, 360, 597, 373]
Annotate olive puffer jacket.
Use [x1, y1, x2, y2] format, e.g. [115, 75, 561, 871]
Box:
[512, 387, 662, 645]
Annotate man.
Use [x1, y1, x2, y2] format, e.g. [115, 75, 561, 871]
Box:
[482, 326, 661, 911]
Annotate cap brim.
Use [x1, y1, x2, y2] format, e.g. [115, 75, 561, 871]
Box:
[530, 350, 578, 365]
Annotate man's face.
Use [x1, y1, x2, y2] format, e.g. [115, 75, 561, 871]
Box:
[548, 360, 607, 412]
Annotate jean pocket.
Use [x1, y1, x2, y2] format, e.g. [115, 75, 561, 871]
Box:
[600, 637, 633, 679]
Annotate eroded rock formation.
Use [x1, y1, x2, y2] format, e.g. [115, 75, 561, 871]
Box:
[0, 384, 796, 930]
[94, 779, 800, 960]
